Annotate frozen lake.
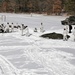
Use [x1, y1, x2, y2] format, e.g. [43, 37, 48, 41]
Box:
[0, 13, 75, 75]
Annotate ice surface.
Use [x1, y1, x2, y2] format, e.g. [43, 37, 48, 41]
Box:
[0, 13, 75, 75]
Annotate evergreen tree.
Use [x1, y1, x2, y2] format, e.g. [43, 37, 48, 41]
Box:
[0, 0, 63, 14]
[65, 0, 75, 15]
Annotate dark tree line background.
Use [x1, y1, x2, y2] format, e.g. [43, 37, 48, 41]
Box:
[0, 0, 75, 15]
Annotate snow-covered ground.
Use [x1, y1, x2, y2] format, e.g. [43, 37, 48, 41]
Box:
[0, 13, 75, 75]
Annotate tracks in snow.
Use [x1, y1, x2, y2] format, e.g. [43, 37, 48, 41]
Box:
[0, 34, 75, 75]
[24, 46, 75, 75]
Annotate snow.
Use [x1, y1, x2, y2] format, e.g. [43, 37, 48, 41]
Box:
[0, 13, 75, 75]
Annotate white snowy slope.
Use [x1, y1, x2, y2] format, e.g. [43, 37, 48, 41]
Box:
[0, 13, 75, 75]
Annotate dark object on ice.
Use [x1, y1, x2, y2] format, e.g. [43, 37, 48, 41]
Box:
[0, 29, 4, 33]
[69, 25, 72, 33]
[61, 16, 75, 33]
[34, 28, 37, 32]
[21, 24, 28, 29]
[40, 32, 70, 39]
[41, 22, 43, 25]
[61, 16, 75, 25]
[0, 24, 4, 33]
[7, 22, 9, 24]
[23, 26, 28, 29]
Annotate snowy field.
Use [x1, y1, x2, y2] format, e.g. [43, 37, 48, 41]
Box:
[0, 13, 75, 75]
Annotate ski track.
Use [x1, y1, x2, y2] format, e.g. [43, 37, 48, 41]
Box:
[0, 13, 75, 75]
[0, 33, 75, 75]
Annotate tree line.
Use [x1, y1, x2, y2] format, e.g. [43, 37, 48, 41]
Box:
[0, 0, 75, 15]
